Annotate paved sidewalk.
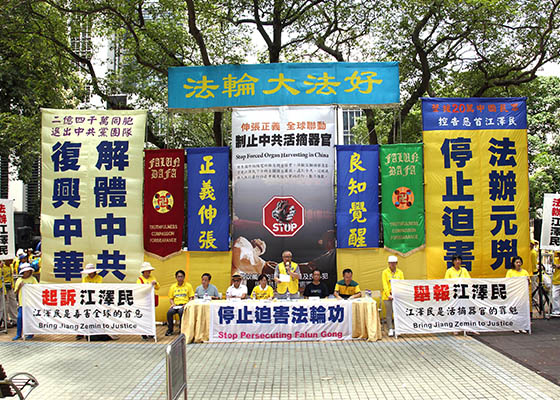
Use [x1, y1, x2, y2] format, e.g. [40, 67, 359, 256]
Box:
[0, 335, 559, 399]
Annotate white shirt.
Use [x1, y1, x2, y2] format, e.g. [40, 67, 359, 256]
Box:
[226, 284, 248, 298]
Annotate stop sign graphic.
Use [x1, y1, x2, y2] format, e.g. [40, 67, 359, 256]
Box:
[262, 196, 305, 237]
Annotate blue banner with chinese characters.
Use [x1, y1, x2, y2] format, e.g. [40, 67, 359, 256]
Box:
[40, 109, 147, 283]
[168, 62, 399, 110]
[336, 145, 379, 248]
[423, 98, 530, 278]
[187, 147, 230, 251]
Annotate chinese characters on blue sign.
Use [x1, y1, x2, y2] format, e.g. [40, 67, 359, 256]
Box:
[336, 145, 380, 248]
[169, 62, 400, 110]
[187, 147, 230, 251]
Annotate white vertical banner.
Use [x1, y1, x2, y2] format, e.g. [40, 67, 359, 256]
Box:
[231, 106, 338, 291]
[393, 278, 531, 335]
[540, 193, 560, 251]
[0, 199, 15, 260]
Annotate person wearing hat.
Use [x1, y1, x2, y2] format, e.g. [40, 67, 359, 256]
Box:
[12, 263, 37, 341]
[81, 263, 103, 283]
[1, 258, 17, 329]
[137, 262, 160, 340]
[334, 268, 361, 300]
[13, 250, 27, 275]
[382, 255, 405, 337]
[444, 255, 471, 279]
[225, 273, 247, 299]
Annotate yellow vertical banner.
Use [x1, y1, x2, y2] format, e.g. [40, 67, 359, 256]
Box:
[423, 98, 529, 278]
[41, 109, 146, 283]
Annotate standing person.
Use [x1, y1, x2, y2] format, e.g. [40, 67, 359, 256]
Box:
[274, 250, 301, 299]
[194, 273, 220, 299]
[12, 264, 37, 341]
[382, 255, 405, 337]
[251, 274, 274, 300]
[552, 252, 560, 317]
[444, 255, 471, 279]
[225, 273, 247, 299]
[166, 270, 194, 336]
[81, 263, 103, 283]
[334, 268, 362, 300]
[303, 270, 329, 298]
[78, 263, 103, 340]
[506, 256, 529, 334]
[1, 259, 17, 328]
[137, 261, 160, 340]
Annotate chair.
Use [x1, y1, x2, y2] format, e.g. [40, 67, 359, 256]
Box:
[370, 290, 384, 329]
[0, 364, 39, 399]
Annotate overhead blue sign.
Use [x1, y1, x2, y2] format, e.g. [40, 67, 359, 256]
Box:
[168, 62, 399, 110]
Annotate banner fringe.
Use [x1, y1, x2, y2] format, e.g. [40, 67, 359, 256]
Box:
[144, 249, 183, 261]
[384, 244, 426, 258]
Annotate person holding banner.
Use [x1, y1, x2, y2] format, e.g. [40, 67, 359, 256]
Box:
[166, 270, 194, 336]
[12, 263, 37, 341]
[81, 263, 103, 283]
[506, 256, 529, 334]
[274, 251, 301, 299]
[552, 253, 560, 317]
[382, 256, 404, 337]
[444, 255, 471, 279]
[137, 262, 159, 340]
[334, 269, 362, 300]
[1, 259, 17, 329]
[225, 273, 247, 299]
[251, 274, 274, 300]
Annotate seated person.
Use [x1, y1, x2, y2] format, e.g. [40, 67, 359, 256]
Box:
[251, 274, 274, 300]
[303, 270, 329, 298]
[334, 268, 361, 300]
[194, 273, 220, 299]
[166, 270, 194, 336]
[444, 254, 471, 279]
[225, 273, 247, 299]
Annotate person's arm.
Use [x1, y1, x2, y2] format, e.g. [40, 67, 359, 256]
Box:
[322, 283, 329, 299]
[189, 285, 195, 300]
[211, 285, 220, 300]
[14, 279, 23, 296]
[274, 264, 281, 283]
[289, 264, 302, 280]
[444, 269, 451, 279]
[333, 283, 342, 299]
[463, 269, 471, 279]
[349, 285, 362, 299]
[382, 270, 392, 300]
[168, 285, 176, 307]
[240, 288, 247, 300]
[303, 284, 311, 298]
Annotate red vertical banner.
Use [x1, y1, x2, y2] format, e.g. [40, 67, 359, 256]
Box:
[144, 149, 185, 258]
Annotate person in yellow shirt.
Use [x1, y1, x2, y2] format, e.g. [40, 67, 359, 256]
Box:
[81, 263, 103, 283]
[251, 274, 274, 300]
[1, 258, 17, 328]
[166, 269, 194, 336]
[12, 264, 38, 341]
[137, 261, 160, 340]
[382, 255, 404, 337]
[273, 251, 301, 299]
[444, 255, 471, 279]
[78, 264, 103, 340]
[506, 256, 529, 333]
[552, 252, 560, 316]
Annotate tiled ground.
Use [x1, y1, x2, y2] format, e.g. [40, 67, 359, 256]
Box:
[0, 332, 559, 399]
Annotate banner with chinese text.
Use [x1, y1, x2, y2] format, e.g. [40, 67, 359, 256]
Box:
[0, 200, 15, 260]
[187, 147, 229, 251]
[41, 109, 146, 283]
[380, 144, 425, 255]
[423, 98, 530, 278]
[231, 107, 336, 293]
[336, 145, 379, 249]
[144, 149, 185, 258]
[169, 62, 399, 110]
[539, 193, 560, 250]
[209, 299, 351, 342]
[393, 278, 530, 335]
[22, 283, 156, 336]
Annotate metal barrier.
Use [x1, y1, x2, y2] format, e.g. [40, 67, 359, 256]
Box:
[166, 334, 187, 400]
